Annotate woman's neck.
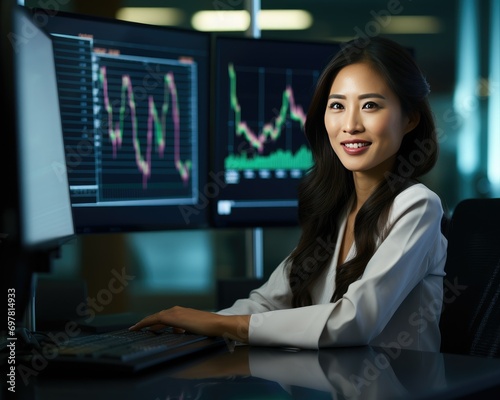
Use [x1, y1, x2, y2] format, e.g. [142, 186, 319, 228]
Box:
[351, 174, 383, 212]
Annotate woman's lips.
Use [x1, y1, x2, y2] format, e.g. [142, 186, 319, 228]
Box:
[341, 141, 371, 155]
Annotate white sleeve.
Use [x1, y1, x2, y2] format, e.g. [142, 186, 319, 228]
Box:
[245, 185, 446, 349]
[216, 260, 293, 315]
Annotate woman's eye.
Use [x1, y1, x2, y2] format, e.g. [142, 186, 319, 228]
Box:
[363, 101, 378, 110]
[328, 102, 343, 110]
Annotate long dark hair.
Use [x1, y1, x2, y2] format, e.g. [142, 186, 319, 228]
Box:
[288, 36, 438, 306]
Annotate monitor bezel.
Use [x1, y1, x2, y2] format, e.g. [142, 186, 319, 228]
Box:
[209, 35, 341, 228]
[31, 7, 212, 234]
[1, 4, 76, 253]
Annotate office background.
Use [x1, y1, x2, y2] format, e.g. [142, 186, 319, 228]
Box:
[25, 0, 500, 316]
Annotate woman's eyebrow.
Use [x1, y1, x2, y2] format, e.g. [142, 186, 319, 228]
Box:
[327, 93, 386, 100]
[359, 93, 386, 100]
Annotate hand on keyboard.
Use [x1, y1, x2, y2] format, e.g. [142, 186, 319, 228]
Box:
[129, 306, 250, 343]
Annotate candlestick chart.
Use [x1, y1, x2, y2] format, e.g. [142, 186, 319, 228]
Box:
[224, 63, 314, 174]
[95, 55, 197, 201]
[211, 36, 340, 227]
[39, 10, 211, 232]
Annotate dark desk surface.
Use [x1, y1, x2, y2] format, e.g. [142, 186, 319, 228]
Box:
[11, 344, 500, 400]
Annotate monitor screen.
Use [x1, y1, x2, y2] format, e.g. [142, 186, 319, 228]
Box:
[1, 3, 75, 324]
[211, 36, 341, 227]
[1, 4, 74, 251]
[31, 8, 211, 233]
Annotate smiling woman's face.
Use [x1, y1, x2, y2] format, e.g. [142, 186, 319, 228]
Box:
[324, 62, 417, 180]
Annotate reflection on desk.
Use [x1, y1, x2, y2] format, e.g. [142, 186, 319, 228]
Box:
[26, 345, 500, 399]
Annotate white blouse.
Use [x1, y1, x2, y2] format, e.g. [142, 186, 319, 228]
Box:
[218, 183, 448, 351]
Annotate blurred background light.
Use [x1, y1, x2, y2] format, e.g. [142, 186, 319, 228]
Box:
[258, 10, 313, 30]
[191, 9, 312, 32]
[488, 0, 500, 196]
[380, 16, 442, 34]
[192, 10, 250, 31]
[454, 0, 480, 198]
[116, 7, 185, 26]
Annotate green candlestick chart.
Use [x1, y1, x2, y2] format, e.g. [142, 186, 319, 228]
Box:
[99, 64, 191, 189]
[225, 63, 313, 171]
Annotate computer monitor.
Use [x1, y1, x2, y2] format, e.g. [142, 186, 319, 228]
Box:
[31, 8, 211, 233]
[211, 36, 341, 227]
[1, 3, 75, 323]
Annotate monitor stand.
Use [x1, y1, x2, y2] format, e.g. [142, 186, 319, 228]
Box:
[24, 272, 38, 332]
[246, 227, 264, 279]
[244, 0, 263, 280]
[1, 248, 50, 349]
[20, 251, 52, 332]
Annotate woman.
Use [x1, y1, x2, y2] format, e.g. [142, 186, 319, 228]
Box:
[130, 37, 448, 352]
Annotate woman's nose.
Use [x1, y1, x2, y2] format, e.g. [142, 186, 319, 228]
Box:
[343, 109, 364, 134]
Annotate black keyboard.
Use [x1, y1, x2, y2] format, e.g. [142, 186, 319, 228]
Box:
[42, 328, 226, 373]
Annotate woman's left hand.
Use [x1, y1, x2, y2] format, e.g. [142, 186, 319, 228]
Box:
[129, 306, 250, 342]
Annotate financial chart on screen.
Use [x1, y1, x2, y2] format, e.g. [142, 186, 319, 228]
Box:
[34, 9, 210, 232]
[212, 37, 340, 227]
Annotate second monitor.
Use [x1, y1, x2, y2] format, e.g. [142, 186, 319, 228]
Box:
[211, 36, 341, 228]
[33, 8, 211, 234]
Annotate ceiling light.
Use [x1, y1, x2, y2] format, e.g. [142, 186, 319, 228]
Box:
[191, 9, 313, 32]
[258, 10, 313, 30]
[116, 7, 185, 26]
[191, 10, 250, 32]
[381, 16, 442, 34]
